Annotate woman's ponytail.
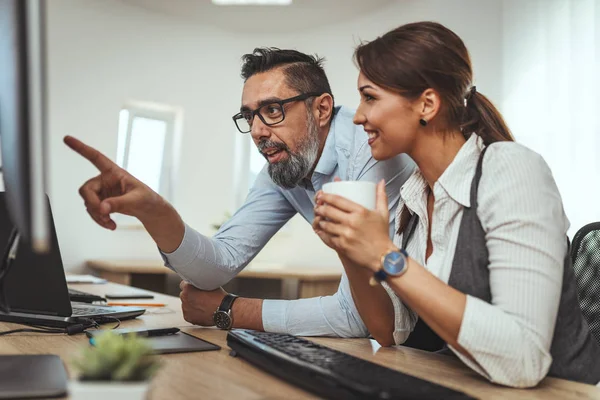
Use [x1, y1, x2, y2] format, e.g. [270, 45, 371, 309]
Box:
[461, 87, 514, 145]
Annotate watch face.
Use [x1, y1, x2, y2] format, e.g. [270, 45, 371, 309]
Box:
[214, 311, 232, 329]
[383, 251, 406, 276]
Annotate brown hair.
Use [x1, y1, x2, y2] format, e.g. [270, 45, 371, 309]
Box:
[355, 21, 513, 145]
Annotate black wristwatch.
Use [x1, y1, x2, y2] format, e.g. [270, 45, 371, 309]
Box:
[213, 294, 239, 330]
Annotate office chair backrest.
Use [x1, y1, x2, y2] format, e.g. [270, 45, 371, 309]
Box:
[571, 222, 600, 344]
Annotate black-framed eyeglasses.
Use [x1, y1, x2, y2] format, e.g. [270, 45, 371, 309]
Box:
[232, 92, 324, 134]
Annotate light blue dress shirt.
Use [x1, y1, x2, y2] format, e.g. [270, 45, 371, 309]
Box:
[161, 106, 415, 337]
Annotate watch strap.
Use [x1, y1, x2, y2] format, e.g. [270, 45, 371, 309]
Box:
[218, 294, 239, 312]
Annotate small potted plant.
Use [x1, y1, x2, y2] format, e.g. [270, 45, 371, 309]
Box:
[69, 331, 160, 400]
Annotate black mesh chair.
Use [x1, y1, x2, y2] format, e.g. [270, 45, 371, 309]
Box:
[571, 222, 600, 344]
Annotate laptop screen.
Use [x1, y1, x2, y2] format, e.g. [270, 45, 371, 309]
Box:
[0, 193, 72, 317]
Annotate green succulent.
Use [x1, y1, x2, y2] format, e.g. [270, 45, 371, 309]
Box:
[73, 331, 160, 382]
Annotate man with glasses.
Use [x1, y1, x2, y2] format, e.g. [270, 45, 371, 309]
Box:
[64, 48, 414, 337]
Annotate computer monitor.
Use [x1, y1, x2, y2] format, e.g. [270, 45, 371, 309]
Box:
[0, 0, 50, 254]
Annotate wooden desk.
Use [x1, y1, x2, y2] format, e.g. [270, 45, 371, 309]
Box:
[86, 259, 342, 299]
[0, 283, 598, 399]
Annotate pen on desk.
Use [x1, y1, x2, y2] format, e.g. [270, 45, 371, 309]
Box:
[107, 302, 167, 307]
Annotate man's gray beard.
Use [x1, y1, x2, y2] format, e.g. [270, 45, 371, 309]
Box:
[268, 111, 320, 189]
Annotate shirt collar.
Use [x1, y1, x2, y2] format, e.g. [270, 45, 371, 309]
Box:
[436, 133, 484, 208]
[396, 133, 483, 218]
[397, 168, 429, 221]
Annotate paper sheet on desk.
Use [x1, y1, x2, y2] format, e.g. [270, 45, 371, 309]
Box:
[65, 274, 107, 284]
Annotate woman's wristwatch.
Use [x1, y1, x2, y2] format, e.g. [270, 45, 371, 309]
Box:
[369, 248, 409, 286]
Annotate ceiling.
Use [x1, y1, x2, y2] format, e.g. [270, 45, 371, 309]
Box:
[118, 0, 396, 33]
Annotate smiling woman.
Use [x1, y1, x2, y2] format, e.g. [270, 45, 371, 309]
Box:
[313, 20, 600, 388]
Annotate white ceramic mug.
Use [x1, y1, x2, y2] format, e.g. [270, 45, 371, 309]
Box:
[321, 181, 377, 210]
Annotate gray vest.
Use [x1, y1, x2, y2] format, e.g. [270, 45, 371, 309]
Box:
[400, 146, 600, 384]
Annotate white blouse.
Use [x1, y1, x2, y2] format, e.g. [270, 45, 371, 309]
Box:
[384, 133, 571, 387]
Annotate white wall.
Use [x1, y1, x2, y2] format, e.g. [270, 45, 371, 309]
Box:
[501, 0, 600, 236]
[46, 0, 504, 272]
[47, 0, 247, 271]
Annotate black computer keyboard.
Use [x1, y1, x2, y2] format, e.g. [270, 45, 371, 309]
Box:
[227, 330, 475, 400]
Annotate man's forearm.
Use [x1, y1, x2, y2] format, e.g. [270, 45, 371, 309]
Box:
[232, 298, 264, 331]
[340, 255, 396, 346]
[139, 197, 185, 254]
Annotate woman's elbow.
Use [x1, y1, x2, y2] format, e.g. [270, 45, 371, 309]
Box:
[513, 354, 552, 388]
[488, 348, 552, 388]
[493, 372, 546, 389]
[374, 336, 395, 347]
[370, 329, 396, 347]
[362, 320, 396, 346]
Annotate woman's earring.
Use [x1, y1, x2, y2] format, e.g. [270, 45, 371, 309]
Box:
[419, 119, 428, 126]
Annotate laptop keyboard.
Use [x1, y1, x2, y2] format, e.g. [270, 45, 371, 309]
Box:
[71, 305, 121, 316]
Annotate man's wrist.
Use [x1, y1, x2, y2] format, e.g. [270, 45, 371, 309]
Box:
[138, 193, 172, 225]
[230, 297, 264, 331]
[142, 198, 185, 254]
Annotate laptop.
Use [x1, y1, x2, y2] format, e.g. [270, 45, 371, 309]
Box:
[0, 193, 145, 327]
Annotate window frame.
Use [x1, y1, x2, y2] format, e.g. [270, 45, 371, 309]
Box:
[115, 100, 183, 227]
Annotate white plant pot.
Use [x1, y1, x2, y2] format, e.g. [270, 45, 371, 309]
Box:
[68, 380, 149, 400]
